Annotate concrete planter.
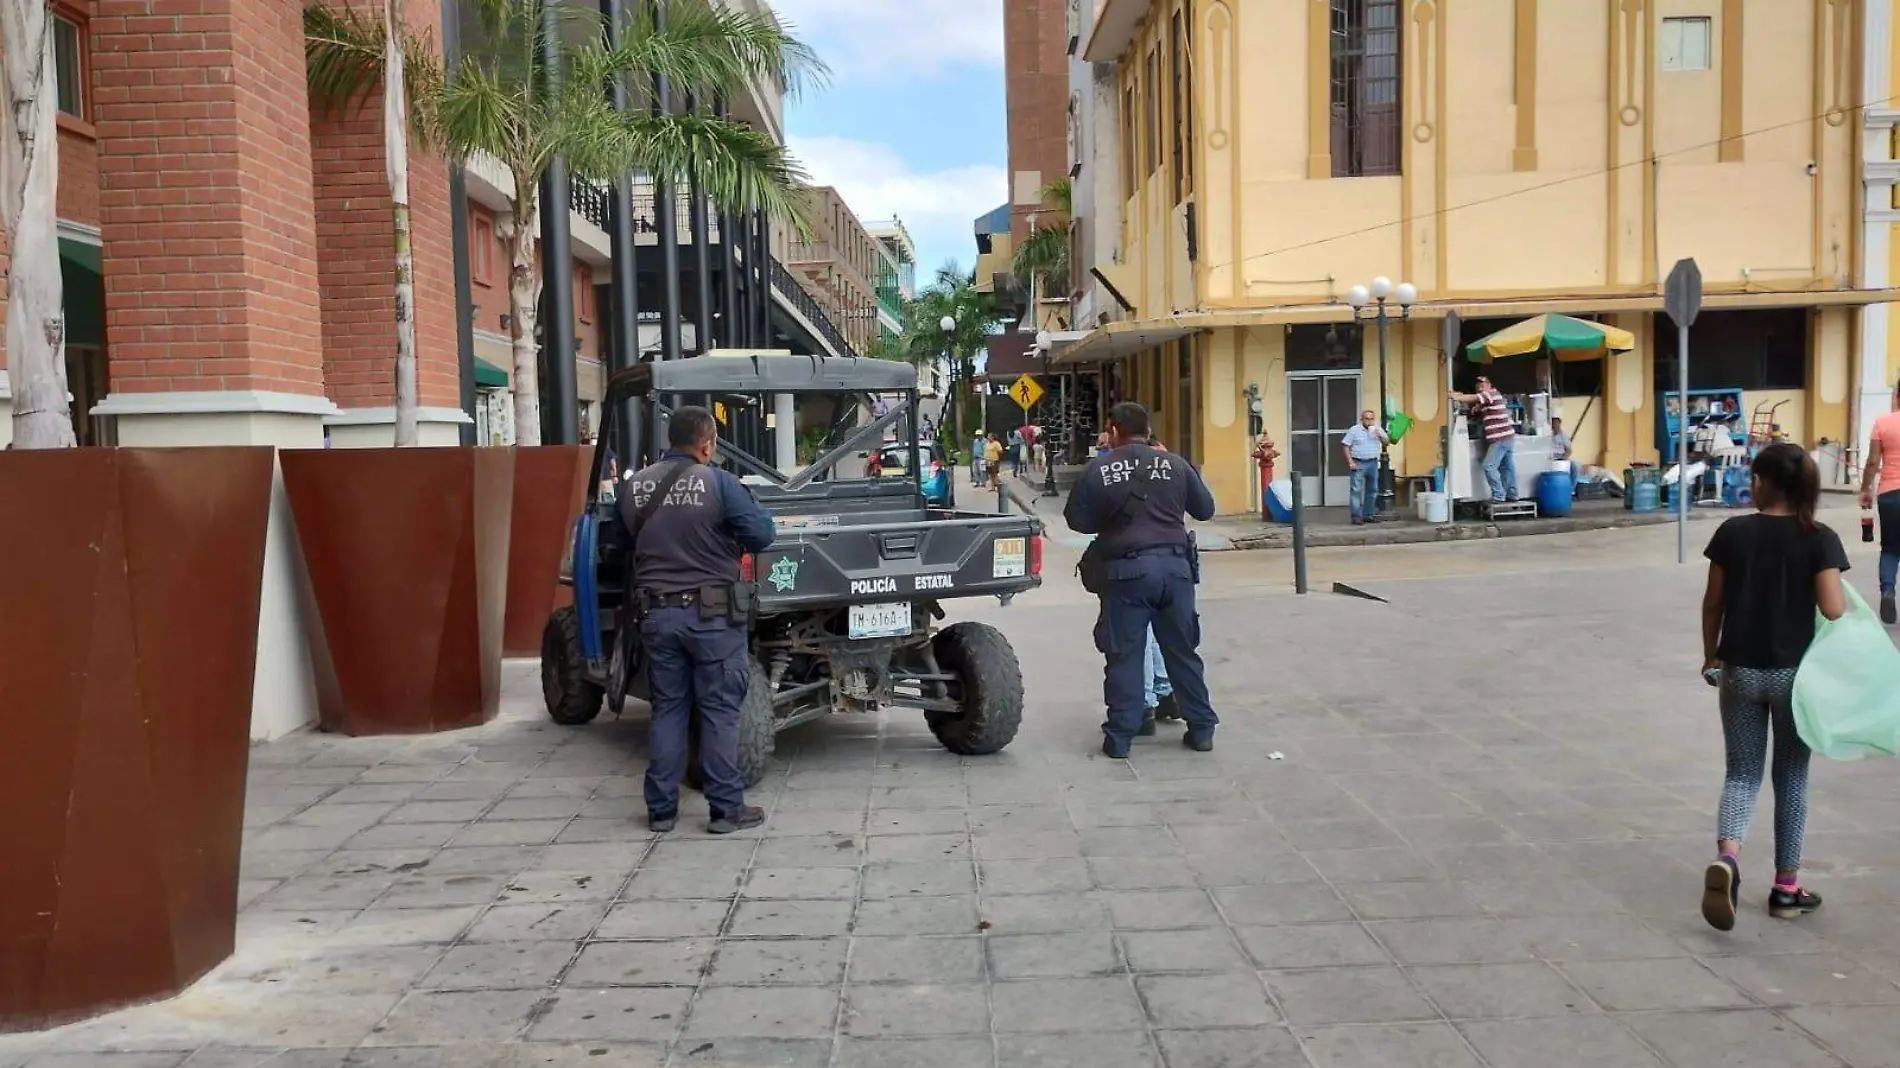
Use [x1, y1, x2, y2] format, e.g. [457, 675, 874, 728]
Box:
[281, 447, 515, 735]
[0, 447, 275, 1032]
[502, 445, 592, 657]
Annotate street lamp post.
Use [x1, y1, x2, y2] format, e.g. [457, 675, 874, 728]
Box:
[939, 314, 959, 490]
[1346, 277, 1417, 518]
[1036, 329, 1058, 498]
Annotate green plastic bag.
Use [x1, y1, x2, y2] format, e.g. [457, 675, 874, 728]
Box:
[1792, 587, 1900, 760]
[1385, 410, 1415, 444]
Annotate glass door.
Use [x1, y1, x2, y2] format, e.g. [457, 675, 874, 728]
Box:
[1287, 373, 1360, 507]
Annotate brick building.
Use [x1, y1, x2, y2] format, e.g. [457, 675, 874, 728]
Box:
[0, 0, 872, 451]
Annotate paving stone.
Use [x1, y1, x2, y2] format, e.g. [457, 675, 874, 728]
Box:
[860, 860, 976, 899]
[979, 858, 1094, 895]
[833, 1037, 995, 1068]
[665, 1038, 829, 1067]
[1407, 962, 1595, 1020]
[727, 899, 855, 938]
[987, 931, 1122, 979]
[708, 938, 849, 987]
[1619, 1009, 1844, 1068]
[1261, 966, 1439, 1027]
[619, 866, 743, 901]
[741, 867, 860, 900]
[1117, 928, 1250, 973]
[1153, 1027, 1310, 1068]
[1295, 1022, 1486, 1068]
[1104, 888, 1223, 930]
[843, 983, 988, 1036]
[1088, 857, 1200, 891]
[847, 936, 985, 984]
[526, 987, 694, 1043]
[1784, 1005, 1900, 1068]
[1558, 958, 1756, 1012]
[1136, 973, 1279, 1028]
[1456, 1016, 1666, 1068]
[496, 869, 623, 904]
[979, 892, 1112, 934]
[1212, 883, 1353, 926]
[680, 985, 839, 1039]
[989, 976, 1145, 1033]
[465, 901, 612, 943]
[596, 900, 730, 940]
[996, 1030, 1158, 1068]
[564, 939, 716, 987]
[365, 989, 546, 1045]
[852, 895, 982, 936]
[329, 906, 484, 947]
[1702, 953, 1900, 1008]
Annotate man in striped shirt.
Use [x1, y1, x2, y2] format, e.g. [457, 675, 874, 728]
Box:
[1449, 374, 1519, 502]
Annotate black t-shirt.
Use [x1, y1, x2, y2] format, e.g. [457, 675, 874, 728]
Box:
[1704, 514, 1850, 669]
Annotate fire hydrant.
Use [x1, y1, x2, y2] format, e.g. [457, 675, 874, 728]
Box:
[1252, 435, 1281, 522]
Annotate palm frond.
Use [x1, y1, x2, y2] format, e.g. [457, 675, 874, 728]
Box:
[303, 1, 444, 146]
[582, 111, 809, 223]
[437, 53, 527, 168]
[607, 0, 829, 105]
[1012, 222, 1070, 291]
[1038, 176, 1072, 216]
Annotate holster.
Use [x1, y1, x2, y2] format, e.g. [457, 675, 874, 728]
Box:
[630, 589, 653, 621]
[696, 584, 732, 623]
[729, 580, 756, 623]
[1187, 531, 1202, 585]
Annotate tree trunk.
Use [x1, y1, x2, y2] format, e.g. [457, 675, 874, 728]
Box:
[385, 0, 418, 447]
[0, 1, 73, 449]
[505, 182, 543, 447]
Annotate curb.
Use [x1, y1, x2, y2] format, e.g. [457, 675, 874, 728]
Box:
[1214, 507, 1715, 552]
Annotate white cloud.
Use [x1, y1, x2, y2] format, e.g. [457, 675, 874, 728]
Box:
[770, 0, 1003, 80]
[791, 134, 1005, 273]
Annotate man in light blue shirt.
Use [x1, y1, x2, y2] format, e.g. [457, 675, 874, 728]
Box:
[1341, 410, 1389, 524]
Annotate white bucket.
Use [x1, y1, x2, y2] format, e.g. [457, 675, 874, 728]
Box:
[1421, 492, 1450, 524]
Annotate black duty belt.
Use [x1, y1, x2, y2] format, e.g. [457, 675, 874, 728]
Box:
[642, 590, 700, 608]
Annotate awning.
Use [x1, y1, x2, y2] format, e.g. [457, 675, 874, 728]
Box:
[1082, 0, 1148, 61]
[474, 356, 508, 389]
[1053, 285, 1900, 365]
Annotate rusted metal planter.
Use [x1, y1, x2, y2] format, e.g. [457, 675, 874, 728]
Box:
[281, 447, 515, 735]
[0, 447, 275, 1033]
[502, 445, 591, 657]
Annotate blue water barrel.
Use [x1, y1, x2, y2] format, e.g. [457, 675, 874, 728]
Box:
[1536, 470, 1574, 517]
[1631, 480, 1662, 513]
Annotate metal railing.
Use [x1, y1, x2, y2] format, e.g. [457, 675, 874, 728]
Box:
[770, 258, 859, 360]
[570, 178, 610, 230]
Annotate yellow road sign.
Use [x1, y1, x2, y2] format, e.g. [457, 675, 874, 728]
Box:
[714, 402, 728, 424]
[1010, 374, 1045, 411]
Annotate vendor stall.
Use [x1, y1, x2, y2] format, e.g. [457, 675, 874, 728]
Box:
[1448, 315, 1635, 505]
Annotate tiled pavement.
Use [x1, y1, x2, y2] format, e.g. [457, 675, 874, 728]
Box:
[8, 536, 1900, 1067]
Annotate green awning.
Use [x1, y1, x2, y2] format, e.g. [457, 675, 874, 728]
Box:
[58, 236, 103, 347]
[475, 356, 508, 389]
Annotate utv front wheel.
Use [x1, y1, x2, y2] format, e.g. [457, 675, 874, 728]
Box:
[684, 660, 778, 789]
[542, 605, 603, 726]
[927, 622, 1024, 755]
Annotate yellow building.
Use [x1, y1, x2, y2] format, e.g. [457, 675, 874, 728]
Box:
[1060, 0, 1900, 514]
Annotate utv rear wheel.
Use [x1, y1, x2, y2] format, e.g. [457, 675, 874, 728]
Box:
[542, 606, 603, 726]
[927, 622, 1024, 755]
[684, 660, 777, 789]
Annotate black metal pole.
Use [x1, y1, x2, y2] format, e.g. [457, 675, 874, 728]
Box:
[734, 212, 753, 347]
[537, 0, 580, 445]
[688, 96, 714, 356]
[603, 0, 641, 469]
[651, 0, 683, 457]
[445, 1, 477, 445]
[753, 207, 770, 346]
[1041, 351, 1059, 497]
[716, 101, 739, 352]
[1291, 475, 1310, 594]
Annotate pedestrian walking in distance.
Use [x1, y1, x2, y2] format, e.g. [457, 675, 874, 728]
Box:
[619, 406, 777, 835]
[1856, 380, 1900, 624]
[1698, 443, 1846, 930]
[1064, 402, 1220, 758]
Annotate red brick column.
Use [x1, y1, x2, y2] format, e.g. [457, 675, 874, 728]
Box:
[310, 0, 460, 425]
[90, 0, 326, 399]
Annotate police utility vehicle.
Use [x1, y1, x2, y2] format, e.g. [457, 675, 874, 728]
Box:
[543, 354, 1044, 784]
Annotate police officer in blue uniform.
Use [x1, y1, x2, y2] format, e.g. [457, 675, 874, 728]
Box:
[1063, 401, 1220, 758]
[618, 406, 777, 834]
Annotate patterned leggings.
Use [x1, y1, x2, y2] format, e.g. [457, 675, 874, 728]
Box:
[1717, 665, 1811, 873]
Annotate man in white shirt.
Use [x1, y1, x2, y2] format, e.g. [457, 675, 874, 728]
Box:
[1340, 410, 1389, 524]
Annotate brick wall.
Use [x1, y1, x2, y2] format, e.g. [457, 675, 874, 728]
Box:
[1004, 0, 1070, 246]
[92, 0, 325, 396]
[55, 126, 101, 228]
[310, 0, 459, 411]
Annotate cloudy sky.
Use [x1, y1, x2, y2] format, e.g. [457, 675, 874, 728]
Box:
[769, 0, 1007, 283]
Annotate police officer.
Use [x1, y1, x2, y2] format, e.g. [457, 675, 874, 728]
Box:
[619, 406, 777, 834]
[1063, 401, 1219, 758]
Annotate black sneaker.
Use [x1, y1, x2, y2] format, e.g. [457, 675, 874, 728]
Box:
[1883, 592, 1896, 625]
[1182, 730, 1213, 753]
[1137, 711, 1158, 737]
[1154, 693, 1183, 722]
[649, 814, 677, 834]
[708, 806, 765, 834]
[1769, 884, 1823, 919]
[1101, 736, 1129, 759]
[1701, 856, 1739, 931]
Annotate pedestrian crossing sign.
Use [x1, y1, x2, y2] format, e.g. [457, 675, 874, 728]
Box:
[714, 402, 727, 424]
[1010, 375, 1045, 411]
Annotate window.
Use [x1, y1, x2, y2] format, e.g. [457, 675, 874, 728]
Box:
[574, 266, 592, 322]
[1145, 48, 1160, 177]
[470, 218, 494, 287]
[1329, 0, 1401, 178]
[1170, 8, 1192, 203]
[1659, 16, 1712, 72]
[53, 15, 84, 119]
[1121, 85, 1137, 197]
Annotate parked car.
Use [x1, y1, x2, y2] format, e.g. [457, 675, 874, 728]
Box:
[876, 441, 951, 506]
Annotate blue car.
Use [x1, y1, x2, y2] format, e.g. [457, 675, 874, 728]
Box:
[877, 441, 951, 506]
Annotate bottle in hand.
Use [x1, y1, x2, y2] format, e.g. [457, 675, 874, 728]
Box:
[1864, 508, 1876, 543]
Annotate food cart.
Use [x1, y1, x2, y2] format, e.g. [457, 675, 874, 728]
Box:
[1447, 314, 1635, 504]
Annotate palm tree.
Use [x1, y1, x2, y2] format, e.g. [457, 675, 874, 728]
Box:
[306, 0, 821, 446]
[1011, 177, 1071, 318]
[897, 262, 998, 444]
[0, 2, 75, 449]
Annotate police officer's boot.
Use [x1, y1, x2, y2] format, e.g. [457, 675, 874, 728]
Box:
[1154, 693, 1183, 722]
[1182, 729, 1214, 753]
[709, 805, 766, 835]
[1138, 710, 1158, 736]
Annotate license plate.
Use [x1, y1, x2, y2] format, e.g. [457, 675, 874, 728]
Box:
[847, 602, 912, 640]
[992, 537, 1027, 578]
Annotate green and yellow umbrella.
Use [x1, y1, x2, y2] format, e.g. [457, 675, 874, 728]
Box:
[1464, 314, 1636, 363]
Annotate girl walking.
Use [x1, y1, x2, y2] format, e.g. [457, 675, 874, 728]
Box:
[1698, 444, 1847, 931]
